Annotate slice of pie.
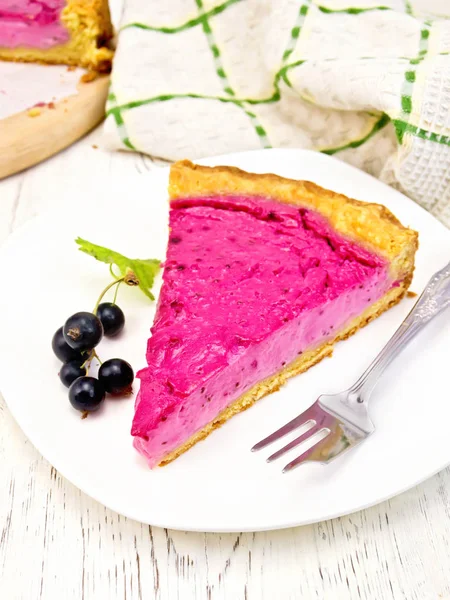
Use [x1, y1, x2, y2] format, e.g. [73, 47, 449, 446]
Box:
[0, 0, 113, 71]
[132, 160, 418, 468]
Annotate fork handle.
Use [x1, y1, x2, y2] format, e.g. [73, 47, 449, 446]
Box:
[348, 259, 450, 403]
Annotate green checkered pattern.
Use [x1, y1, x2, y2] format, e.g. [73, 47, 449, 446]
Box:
[104, 0, 450, 226]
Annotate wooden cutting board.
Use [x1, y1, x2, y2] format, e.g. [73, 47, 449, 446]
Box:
[0, 74, 109, 180]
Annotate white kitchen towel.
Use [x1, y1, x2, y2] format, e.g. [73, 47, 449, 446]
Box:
[103, 0, 450, 227]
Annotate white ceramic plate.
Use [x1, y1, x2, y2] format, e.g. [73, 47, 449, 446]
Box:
[1, 149, 449, 532]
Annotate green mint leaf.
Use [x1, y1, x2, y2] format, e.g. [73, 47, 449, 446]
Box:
[75, 237, 161, 300]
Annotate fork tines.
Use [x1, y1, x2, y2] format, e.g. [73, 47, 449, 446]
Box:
[252, 402, 336, 472]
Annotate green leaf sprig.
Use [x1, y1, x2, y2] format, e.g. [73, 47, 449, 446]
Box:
[75, 237, 161, 303]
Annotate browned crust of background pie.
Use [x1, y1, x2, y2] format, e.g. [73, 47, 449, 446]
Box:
[152, 160, 419, 466]
[0, 0, 113, 71]
[169, 160, 418, 281]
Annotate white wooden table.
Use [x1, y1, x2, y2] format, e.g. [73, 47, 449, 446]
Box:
[1, 128, 450, 600]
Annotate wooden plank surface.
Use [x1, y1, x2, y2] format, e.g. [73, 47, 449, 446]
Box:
[1, 130, 450, 600]
[0, 75, 109, 180]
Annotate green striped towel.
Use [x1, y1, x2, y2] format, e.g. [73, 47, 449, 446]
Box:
[103, 0, 450, 227]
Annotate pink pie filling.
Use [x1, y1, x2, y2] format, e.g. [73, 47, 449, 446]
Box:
[133, 195, 392, 467]
[0, 0, 68, 48]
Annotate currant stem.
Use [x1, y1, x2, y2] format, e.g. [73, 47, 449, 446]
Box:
[80, 349, 103, 373]
[80, 352, 91, 370]
[92, 350, 103, 366]
[112, 280, 121, 305]
[93, 276, 125, 315]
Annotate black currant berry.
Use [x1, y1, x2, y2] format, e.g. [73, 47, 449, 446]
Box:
[59, 361, 87, 388]
[52, 327, 84, 363]
[97, 303, 125, 337]
[63, 312, 103, 351]
[98, 359, 134, 395]
[68, 377, 105, 412]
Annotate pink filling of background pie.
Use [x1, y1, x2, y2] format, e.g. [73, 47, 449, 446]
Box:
[0, 0, 68, 48]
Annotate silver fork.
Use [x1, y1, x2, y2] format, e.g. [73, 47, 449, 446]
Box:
[252, 260, 450, 473]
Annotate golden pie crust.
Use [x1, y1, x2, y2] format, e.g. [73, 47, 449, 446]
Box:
[169, 160, 418, 281]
